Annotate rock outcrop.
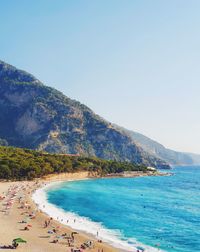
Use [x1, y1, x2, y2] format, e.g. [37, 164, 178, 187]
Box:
[0, 60, 170, 169]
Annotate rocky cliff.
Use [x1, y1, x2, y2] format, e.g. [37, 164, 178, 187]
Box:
[0, 60, 169, 169]
[115, 126, 200, 165]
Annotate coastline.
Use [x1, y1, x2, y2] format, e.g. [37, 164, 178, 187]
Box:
[32, 177, 133, 252]
[0, 171, 167, 251]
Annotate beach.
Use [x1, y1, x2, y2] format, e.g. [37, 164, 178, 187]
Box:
[0, 171, 166, 252]
[0, 171, 123, 252]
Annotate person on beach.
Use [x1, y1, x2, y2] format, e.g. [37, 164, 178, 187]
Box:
[44, 220, 48, 228]
[24, 226, 29, 231]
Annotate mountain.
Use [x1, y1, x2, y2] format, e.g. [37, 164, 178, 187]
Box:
[115, 126, 200, 165]
[0, 60, 170, 169]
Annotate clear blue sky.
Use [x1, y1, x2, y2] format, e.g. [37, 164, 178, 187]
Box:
[1, 0, 200, 153]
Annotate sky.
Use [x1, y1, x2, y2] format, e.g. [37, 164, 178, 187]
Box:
[0, 0, 200, 153]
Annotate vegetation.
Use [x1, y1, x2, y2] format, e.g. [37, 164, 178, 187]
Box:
[0, 60, 170, 169]
[0, 146, 148, 180]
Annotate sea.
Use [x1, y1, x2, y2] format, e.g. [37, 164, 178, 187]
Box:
[32, 166, 200, 252]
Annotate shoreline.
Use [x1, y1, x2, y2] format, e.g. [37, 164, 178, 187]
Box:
[0, 171, 167, 251]
[33, 171, 134, 251]
[32, 179, 133, 252]
[32, 171, 167, 252]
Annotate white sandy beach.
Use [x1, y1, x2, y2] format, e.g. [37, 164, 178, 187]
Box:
[0, 172, 125, 252]
[0, 171, 165, 252]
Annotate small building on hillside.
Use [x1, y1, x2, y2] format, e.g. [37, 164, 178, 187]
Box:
[147, 166, 157, 171]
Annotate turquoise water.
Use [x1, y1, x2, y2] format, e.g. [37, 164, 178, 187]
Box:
[46, 166, 200, 251]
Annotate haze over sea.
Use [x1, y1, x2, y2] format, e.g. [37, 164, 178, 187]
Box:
[44, 166, 200, 252]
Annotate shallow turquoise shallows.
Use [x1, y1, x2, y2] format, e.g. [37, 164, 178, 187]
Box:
[46, 166, 200, 252]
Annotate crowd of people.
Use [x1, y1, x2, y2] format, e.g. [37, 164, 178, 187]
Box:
[0, 181, 108, 251]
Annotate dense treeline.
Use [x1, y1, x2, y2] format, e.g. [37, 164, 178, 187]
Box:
[0, 146, 148, 180]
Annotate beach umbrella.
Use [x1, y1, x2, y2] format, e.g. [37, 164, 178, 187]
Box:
[72, 231, 78, 234]
[13, 238, 27, 243]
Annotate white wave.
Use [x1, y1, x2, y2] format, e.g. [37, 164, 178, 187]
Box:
[32, 181, 164, 252]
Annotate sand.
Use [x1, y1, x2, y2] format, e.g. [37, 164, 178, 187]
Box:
[0, 171, 167, 251]
[0, 172, 122, 252]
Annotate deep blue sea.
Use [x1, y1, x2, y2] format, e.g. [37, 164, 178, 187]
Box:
[46, 166, 200, 252]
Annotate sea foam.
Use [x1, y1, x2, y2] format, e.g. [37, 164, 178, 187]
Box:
[32, 180, 163, 252]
